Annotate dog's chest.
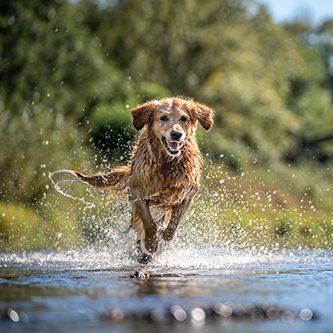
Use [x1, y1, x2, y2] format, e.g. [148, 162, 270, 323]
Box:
[131, 143, 202, 205]
[144, 160, 199, 206]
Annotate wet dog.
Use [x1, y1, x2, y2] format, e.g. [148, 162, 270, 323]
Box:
[69, 97, 213, 263]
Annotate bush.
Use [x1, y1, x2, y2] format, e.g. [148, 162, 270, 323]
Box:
[0, 202, 41, 250]
[0, 107, 92, 204]
[90, 81, 170, 161]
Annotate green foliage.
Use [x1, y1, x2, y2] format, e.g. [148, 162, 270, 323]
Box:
[0, 202, 41, 250]
[90, 81, 170, 159]
[0, 105, 90, 204]
[0, 0, 115, 120]
[294, 86, 332, 139]
[77, 0, 333, 166]
[275, 216, 294, 237]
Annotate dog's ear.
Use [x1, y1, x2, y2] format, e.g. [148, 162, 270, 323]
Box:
[131, 101, 155, 130]
[191, 102, 214, 131]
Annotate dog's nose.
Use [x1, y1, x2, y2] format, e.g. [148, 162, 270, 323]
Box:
[170, 131, 183, 141]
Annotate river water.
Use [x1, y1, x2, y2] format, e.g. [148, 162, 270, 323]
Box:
[0, 246, 332, 333]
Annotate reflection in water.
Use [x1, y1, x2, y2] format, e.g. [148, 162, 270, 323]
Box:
[131, 275, 206, 298]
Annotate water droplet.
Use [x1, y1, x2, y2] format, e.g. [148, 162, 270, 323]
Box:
[299, 308, 313, 321]
[7, 309, 19, 322]
[170, 305, 187, 321]
[191, 307, 206, 322]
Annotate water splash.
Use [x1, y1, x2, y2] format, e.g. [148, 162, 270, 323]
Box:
[0, 240, 331, 273]
[43, 160, 332, 272]
[48, 169, 96, 210]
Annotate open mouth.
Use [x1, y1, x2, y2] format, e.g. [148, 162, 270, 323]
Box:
[162, 137, 184, 157]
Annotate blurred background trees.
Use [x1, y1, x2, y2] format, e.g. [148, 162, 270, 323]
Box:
[0, 0, 332, 249]
[74, 0, 333, 166]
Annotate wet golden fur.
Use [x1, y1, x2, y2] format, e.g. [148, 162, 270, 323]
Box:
[74, 97, 214, 257]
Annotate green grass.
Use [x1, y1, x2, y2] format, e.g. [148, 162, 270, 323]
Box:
[187, 161, 333, 249]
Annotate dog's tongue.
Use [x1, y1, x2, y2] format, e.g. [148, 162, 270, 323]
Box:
[168, 140, 181, 151]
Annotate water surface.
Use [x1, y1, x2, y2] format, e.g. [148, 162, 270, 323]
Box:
[0, 247, 332, 333]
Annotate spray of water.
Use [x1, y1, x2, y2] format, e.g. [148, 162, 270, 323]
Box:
[48, 170, 96, 210]
[42, 157, 333, 272]
[0, 244, 330, 273]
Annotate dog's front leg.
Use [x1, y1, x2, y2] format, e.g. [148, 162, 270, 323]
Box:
[132, 194, 158, 254]
[163, 187, 197, 241]
[162, 202, 188, 241]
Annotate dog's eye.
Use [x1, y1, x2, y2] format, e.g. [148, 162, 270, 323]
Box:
[160, 115, 169, 122]
[180, 116, 188, 123]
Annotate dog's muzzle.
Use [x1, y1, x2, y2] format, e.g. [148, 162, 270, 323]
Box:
[162, 136, 184, 157]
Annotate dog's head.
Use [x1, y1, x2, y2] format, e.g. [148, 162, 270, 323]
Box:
[131, 97, 214, 157]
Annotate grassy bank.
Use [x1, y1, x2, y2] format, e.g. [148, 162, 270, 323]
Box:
[1, 161, 332, 251]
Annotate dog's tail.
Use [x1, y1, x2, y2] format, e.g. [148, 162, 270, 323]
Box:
[71, 166, 131, 190]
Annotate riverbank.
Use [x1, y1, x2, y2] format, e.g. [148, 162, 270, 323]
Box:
[1, 162, 332, 251]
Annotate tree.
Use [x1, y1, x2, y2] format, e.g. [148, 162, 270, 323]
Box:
[0, 0, 113, 203]
[0, 0, 113, 119]
[75, 0, 333, 167]
[283, 19, 333, 162]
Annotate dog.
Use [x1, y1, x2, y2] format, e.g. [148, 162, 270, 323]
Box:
[70, 97, 214, 263]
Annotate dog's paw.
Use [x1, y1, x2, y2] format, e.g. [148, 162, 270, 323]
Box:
[137, 253, 152, 265]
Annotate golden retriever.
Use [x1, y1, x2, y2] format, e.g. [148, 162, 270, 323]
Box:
[69, 97, 213, 263]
